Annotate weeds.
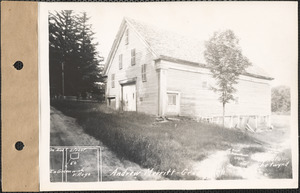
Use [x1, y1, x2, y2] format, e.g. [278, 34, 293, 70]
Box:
[51, 100, 263, 180]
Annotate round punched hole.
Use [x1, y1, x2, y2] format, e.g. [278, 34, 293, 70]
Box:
[15, 141, 24, 151]
[13, 61, 23, 70]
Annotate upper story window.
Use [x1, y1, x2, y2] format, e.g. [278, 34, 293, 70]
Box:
[125, 29, 129, 45]
[131, 49, 136, 66]
[234, 97, 239, 104]
[141, 64, 147, 82]
[202, 81, 208, 88]
[119, 54, 123, 70]
[111, 74, 115, 88]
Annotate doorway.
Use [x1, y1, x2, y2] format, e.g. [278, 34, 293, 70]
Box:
[122, 84, 137, 111]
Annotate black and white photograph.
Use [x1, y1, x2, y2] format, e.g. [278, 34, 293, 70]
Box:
[39, 1, 298, 190]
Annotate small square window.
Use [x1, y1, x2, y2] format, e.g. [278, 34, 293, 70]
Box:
[108, 97, 116, 107]
[168, 94, 177, 105]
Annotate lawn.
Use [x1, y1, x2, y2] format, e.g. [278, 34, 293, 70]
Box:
[51, 100, 266, 180]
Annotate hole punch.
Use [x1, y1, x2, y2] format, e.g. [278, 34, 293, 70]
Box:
[13, 61, 23, 70]
[15, 141, 24, 151]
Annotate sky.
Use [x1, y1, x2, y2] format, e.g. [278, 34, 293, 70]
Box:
[47, 1, 298, 87]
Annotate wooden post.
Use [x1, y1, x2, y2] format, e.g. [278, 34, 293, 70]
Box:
[158, 67, 167, 116]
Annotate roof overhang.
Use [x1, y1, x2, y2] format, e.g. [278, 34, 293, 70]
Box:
[155, 56, 274, 81]
[119, 77, 137, 85]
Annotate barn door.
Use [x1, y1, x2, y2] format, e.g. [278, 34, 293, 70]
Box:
[166, 92, 180, 115]
[122, 84, 136, 111]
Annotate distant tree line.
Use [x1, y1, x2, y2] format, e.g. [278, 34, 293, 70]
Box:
[271, 86, 290, 113]
[49, 10, 104, 98]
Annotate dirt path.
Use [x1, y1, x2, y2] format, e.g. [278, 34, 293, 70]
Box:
[50, 107, 162, 181]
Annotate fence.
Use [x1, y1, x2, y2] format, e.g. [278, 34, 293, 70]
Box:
[197, 115, 271, 131]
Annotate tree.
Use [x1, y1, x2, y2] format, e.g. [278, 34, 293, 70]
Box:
[49, 10, 80, 96]
[49, 11, 103, 98]
[76, 12, 103, 96]
[204, 30, 251, 127]
[271, 86, 290, 113]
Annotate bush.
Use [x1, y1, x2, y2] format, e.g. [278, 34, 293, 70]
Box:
[271, 86, 290, 114]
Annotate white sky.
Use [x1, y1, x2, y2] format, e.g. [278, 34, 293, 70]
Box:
[47, 1, 298, 87]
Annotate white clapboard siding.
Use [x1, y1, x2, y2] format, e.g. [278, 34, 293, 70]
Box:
[106, 19, 272, 119]
[106, 26, 159, 114]
[166, 66, 271, 117]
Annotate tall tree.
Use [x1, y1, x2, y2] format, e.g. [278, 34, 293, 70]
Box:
[49, 11, 103, 97]
[49, 10, 80, 96]
[76, 12, 103, 96]
[204, 30, 251, 127]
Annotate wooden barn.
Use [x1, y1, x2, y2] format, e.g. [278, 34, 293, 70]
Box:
[104, 18, 273, 129]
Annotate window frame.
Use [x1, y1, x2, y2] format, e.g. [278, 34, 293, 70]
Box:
[168, 93, 177, 105]
[131, 49, 136, 66]
[141, 64, 147, 82]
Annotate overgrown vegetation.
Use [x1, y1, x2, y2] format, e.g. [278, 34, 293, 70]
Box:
[51, 100, 262, 180]
[271, 86, 291, 114]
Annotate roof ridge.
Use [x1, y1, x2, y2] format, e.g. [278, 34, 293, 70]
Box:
[125, 17, 205, 43]
[123, 17, 272, 80]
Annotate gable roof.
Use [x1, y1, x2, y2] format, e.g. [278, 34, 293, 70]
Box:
[105, 17, 273, 80]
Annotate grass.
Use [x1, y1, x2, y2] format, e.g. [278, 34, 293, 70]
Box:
[51, 100, 263, 180]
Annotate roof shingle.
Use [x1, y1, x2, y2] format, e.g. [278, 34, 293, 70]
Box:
[125, 17, 273, 80]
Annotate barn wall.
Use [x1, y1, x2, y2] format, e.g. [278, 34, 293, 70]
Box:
[160, 60, 272, 118]
[106, 25, 159, 114]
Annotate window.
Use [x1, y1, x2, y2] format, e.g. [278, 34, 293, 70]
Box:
[111, 74, 115, 88]
[141, 64, 147, 82]
[202, 81, 208, 88]
[168, 94, 177, 105]
[107, 97, 116, 107]
[119, 54, 123, 69]
[125, 29, 129, 45]
[234, 97, 239, 104]
[131, 49, 136, 66]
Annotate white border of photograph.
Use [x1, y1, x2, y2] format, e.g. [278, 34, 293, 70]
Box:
[39, 2, 298, 191]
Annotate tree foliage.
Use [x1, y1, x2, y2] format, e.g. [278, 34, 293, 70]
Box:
[204, 30, 251, 126]
[271, 86, 291, 113]
[49, 10, 104, 97]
